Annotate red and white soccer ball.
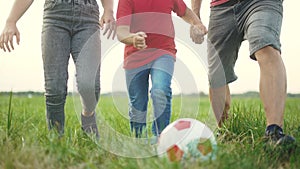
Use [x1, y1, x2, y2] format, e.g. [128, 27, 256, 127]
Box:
[157, 118, 217, 162]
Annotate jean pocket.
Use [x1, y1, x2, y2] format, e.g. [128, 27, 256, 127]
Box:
[44, 0, 57, 11]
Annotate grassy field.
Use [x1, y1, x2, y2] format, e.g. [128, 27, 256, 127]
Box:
[0, 93, 299, 169]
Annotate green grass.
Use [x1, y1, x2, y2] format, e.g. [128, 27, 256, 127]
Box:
[0, 93, 299, 169]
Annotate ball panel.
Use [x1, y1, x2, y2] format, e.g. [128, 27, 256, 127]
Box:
[174, 120, 191, 131]
[166, 144, 184, 162]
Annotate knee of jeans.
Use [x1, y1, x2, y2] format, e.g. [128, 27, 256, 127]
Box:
[151, 85, 172, 99]
[45, 92, 66, 100]
[45, 93, 66, 111]
[129, 93, 149, 112]
[77, 80, 97, 94]
[150, 88, 171, 115]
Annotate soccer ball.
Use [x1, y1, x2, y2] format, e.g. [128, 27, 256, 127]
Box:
[157, 118, 217, 162]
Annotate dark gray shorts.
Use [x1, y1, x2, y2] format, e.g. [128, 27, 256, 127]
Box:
[207, 0, 283, 88]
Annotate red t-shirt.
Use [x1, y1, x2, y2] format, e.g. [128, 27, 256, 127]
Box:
[117, 0, 187, 69]
[211, 0, 229, 7]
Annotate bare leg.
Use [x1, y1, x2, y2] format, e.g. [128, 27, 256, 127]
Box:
[209, 85, 231, 127]
[255, 46, 286, 127]
[82, 111, 94, 116]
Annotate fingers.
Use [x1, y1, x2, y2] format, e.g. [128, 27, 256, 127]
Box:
[136, 32, 147, 38]
[195, 23, 208, 35]
[102, 20, 109, 34]
[190, 25, 206, 44]
[133, 39, 147, 49]
[9, 34, 14, 50]
[4, 36, 11, 52]
[112, 27, 117, 40]
[100, 12, 116, 40]
[192, 36, 204, 44]
[99, 18, 104, 28]
[0, 35, 4, 51]
[133, 33, 147, 50]
[16, 31, 20, 45]
[103, 21, 116, 39]
[194, 25, 206, 36]
[201, 25, 208, 35]
[0, 34, 10, 52]
[0, 30, 20, 52]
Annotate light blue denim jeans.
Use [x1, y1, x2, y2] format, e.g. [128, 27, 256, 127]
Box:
[125, 55, 175, 137]
[42, 0, 101, 133]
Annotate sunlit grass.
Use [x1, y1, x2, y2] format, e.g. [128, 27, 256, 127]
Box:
[0, 93, 299, 169]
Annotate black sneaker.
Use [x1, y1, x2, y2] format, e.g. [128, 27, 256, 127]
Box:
[81, 112, 99, 139]
[263, 124, 296, 154]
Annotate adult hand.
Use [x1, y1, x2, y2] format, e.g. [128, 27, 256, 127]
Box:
[190, 23, 207, 44]
[0, 22, 20, 52]
[100, 10, 116, 40]
[133, 32, 147, 50]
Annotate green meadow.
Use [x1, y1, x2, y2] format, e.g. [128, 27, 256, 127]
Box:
[0, 92, 299, 169]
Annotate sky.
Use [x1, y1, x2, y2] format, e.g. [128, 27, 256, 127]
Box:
[0, 0, 299, 94]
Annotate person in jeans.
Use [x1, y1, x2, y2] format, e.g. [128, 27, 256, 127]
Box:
[190, 0, 295, 147]
[116, 0, 207, 140]
[0, 0, 115, 138]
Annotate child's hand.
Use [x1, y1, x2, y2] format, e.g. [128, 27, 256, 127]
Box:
[190, 23, 207, 44]
[133, 32, 147, 50]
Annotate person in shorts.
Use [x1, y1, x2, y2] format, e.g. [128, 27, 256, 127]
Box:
[190, 0, 295, 146]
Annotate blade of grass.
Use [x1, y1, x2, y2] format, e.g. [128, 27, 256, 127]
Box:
[7, 91, 13, 137]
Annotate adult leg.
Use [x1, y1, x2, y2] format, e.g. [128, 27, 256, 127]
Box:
[255, 47, 295, 146]
[71, 0, 101, 137]
[42, 0, 77, 135]
[73, 30, 101, 137]
[255, 47, 286, 127]
[73, 30, 101, 116]
[150, 55, 174, 136]
[42, 23, 71, 135]
[207, 4, 241, 127]
[209, 85, 231, 127]
[244, 0, 285, 127]
[246, 0, 294, 145]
